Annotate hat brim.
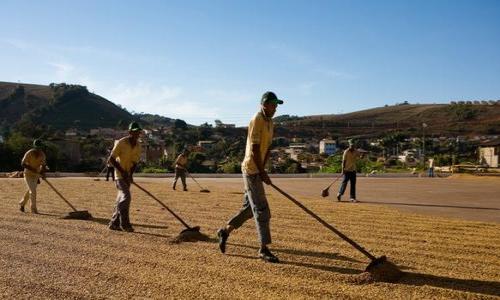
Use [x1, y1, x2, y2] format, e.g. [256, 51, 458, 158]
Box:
[129, 128, 142, 132]
[266, 99, 284, 105]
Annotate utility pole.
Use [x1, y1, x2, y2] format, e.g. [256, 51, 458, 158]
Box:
[422, 123, 428, 166]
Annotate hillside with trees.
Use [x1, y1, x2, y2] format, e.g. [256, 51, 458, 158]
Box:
[0, 81, 134, 135]
[276, 102, 500, 139]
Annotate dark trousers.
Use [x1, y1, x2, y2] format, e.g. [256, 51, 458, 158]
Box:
[338, 171, 357, 199]
[428, 167, 434, 177]
[106, 166, 115, 181]
[173, 168, 187, 190]
[110, 179, 132, 228]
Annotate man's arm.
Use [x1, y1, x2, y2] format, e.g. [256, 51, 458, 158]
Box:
[263, 149, 271, 166]
[21, 163, 38, 173]
[108, 156, 128, 180]
[252, 144, 271, 184]
[174, 155, 186, 169]
[129, 163, 137, 183]
[341, 151, 347, 174]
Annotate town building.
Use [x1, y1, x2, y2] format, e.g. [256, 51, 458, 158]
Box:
[479, 139, 500, 168]
[319, 139, 337, 155]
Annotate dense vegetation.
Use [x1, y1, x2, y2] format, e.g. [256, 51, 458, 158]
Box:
[0, 82, 495, 173]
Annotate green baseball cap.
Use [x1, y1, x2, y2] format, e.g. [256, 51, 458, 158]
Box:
[128, 122, 142, 132]
[261, 91, 284, 105]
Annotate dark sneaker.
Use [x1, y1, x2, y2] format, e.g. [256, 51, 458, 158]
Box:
[259, 247, 279, 263]
[217, 228, 229, 253]
[336, 194, 341, 202]
[122, 226, 134, 232]
[183, 188, 188, 191]
[109, 224, 122, 231]
[19, 205, 25, 213]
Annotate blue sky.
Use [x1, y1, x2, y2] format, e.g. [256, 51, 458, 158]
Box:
[1, 0, 499, 126]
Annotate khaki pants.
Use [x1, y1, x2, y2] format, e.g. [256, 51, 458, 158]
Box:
[227, 173, 272, 245]
[109, 179, 132, 228]
[19, 173, 39, 212]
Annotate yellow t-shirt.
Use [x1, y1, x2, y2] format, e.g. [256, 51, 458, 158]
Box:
[343, 149, 360, 172]
[175, 154, 188, 169]
[21, 149, 46, 177]
[111, 137, 142, 179]
[241, 111, 274, 175]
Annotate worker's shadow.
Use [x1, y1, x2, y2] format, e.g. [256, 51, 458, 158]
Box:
[225, 252, 361, 275]
[228, 242, 362, 263]
[400, 272, 500, 297]
[226, 246, 500, 296]
[88, 217, 217, 242]
[90, 217, 170, 229]
[225, 243, 361, 275]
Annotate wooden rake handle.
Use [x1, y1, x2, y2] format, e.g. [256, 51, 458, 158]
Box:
[43, 178, 78, 212]
[271, 183, 376, 261]
[132, 182, 192, 230]
[324, 173, 343, 190]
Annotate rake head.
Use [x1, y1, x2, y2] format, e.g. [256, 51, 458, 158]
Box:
[171, 226, 211, 243]
[63, 210, 93, 220]
[321, 188, 329, 198]
[365, 255, 403, 283]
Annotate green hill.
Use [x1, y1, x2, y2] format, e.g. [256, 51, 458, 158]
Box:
[276, 102, 500, 138]
[0, 81, 133, 130]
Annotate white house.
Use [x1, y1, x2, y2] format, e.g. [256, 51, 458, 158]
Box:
[197, 140, 215, 151]
[319, 139, 337, 155]
[479, 139, 500, 168]
[285, 143, 307, 160]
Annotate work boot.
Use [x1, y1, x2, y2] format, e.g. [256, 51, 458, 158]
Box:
[217, 228, 229, 253]
[336, 194, 341, 202]
[183, 187, 188, 192]
[259, 247, 279, 263]
[122, 225, 134, 232]
[19, 205, 25, 213]
[109, 224, 122, 231]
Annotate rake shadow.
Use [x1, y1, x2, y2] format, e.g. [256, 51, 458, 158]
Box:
[229, 242, 362, 263]
[281, 259, 360, 275]
[224, 252, 360, 275]
[401, 272, 500, 297]
[36, 212, 62, 217]
[89, 217, 169, 229]
[133, 231, 172, 239]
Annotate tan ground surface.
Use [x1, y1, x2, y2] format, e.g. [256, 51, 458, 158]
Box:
[0, 177, 499, 299]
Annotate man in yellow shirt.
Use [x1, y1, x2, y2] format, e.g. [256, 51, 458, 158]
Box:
[217, 91, 284, 263]
[19, 139, 48, 213]
[337, 139, 361, 203]
[108, 122, 142, 232]
[172, 149, 189, 191]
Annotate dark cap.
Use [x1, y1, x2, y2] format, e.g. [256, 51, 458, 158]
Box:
[261, 91, 284, 105]
[33, 139, 44, 148]
[128, 122, 142, 132]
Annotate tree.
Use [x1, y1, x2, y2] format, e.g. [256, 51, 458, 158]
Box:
[174, 119, 188, 130]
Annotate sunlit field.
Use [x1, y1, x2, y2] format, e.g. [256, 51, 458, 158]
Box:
[1, 177, 499, 299]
